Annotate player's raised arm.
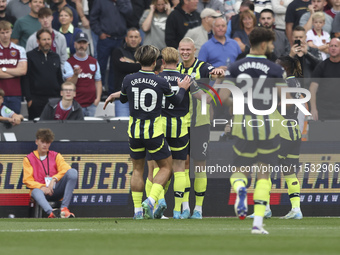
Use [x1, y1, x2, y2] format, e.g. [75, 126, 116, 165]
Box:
[103, 91, 122, 110]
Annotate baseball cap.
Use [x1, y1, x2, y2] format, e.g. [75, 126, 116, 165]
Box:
[75, 32, 89, 43]
[200, 8, 222, 19]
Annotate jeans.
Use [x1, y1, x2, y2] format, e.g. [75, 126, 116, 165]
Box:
[91, 30, 99, 59]
[82, 103, 97, 117]
[97, 37, 123, 94]
[31, 169, 78, 214]
[114, 100, 129, 117]
[4, 96, 21, 114]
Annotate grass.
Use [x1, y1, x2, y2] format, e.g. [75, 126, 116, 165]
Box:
[0, 217, 339, 255]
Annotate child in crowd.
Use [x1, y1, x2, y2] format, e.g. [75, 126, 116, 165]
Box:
[306, 12, 330, 60]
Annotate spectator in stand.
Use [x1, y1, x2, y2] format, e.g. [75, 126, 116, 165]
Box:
[227, 0, 260, 38]
[326, 0, 340, 17]
[234, 0, 272, 13]
[285, 0, 311, 46]
[71, 0, 90, 29]
[23, 28, 63, 120]
[6, 0, 30, 20]
[289, 25, 322, 86]
[271, 0, 293, 31]
[111, 28, 141, 117]
[196, 0, 224, 13]
[26, 7, 68, 67]
[259, 9, 290, 58]
[306, 12, 330, 60]
[23, 128, 78, 218]
[90, 0, 132, 94]
[51, 0, 79, 30]
[199, 16, 241, 68]
[332, 12, 340, 37]
[0, 0, 16, 25]
[222, 0, 237, 21]
[40, 81, 84, 120]
[0, 20, 27, 114]
[310, 38, 340, 120]
[0, 88, 24, 125]
[140, 0, 172, 50]
[233, 9, 256, 52]
[63, 32, 102, 117]
[127, 0, 151, 29]
[299, 0, 333, 34]
[165, 0, 201, 48]
[59, 6, 82, 58]
[11, 0, 45, 48]
[185, 8, 222, 56]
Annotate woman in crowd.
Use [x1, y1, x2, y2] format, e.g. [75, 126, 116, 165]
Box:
[233, 9, 256, 52]
[139, 0, 172, 50]
[59, 6, 82, 58]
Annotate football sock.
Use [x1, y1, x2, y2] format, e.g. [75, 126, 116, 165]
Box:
[173, 172, 186, 211]
[145, 178, 153, 198]
[153, 167, 160, 178]
[194, 171, 207, 208]
[230, 172, 248, 192]
[132, 191, 143, 211]
[164, 179, 171, 194]
[149, 183, 163, 206]
[284, 173, 300, 209]
[182, 168, 190, 211]
[266, 177, 272, 211]
[253, 179, 270, 218]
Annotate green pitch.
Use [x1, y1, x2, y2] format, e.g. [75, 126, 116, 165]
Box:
[0, 218, 339, 255]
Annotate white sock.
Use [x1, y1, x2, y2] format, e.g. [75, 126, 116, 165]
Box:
[194, 205, 202, 212]
[182, 201, 190, 211]
[253, 216, 263, 228]
[134, 207, 143, 214]
[266, 203, 271, 211]
[148, 197, 156, 206]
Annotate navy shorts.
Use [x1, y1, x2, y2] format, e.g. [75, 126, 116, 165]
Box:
[129, 135, 171, 161]
[233, 135, 280, 167]
[190, 124, 210, 161]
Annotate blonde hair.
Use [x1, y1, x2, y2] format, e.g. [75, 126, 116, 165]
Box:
[180, 37, 195, 45]
[61, 81, 76, 90]
[161, 47, 179, 65]
[0, 20, 12, 31]
[60, 6, 73, 18]
[312, 11, 325, 22]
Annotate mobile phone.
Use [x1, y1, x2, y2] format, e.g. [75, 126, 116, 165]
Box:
[294, 39, 301, 46]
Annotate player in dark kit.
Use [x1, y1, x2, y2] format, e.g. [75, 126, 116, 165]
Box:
[219, 27, 291, 234]
[177, 37, 225, 220]
[107, 45, 191, 220]
[147, 47, 200, 219]
[276, 56, 303, 220]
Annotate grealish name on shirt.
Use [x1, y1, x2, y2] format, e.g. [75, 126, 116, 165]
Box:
[238, 62, 270, 74]
[131, 78, 158, 87]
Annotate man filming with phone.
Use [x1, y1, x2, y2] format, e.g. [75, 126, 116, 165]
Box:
[288, 25, 322, 87]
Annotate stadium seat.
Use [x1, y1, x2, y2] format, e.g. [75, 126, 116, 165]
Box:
[95, 102, 115, 117]
[30, 199, 61, 218]
[84, 116, 105, 121]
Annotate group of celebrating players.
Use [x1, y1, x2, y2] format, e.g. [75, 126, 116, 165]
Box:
[104, 26, 304, 235]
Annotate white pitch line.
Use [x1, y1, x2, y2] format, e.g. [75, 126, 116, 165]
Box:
[0, 229, 80, 232]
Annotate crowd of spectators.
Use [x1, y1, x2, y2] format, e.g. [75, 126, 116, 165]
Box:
[0, 0, 340, 123]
